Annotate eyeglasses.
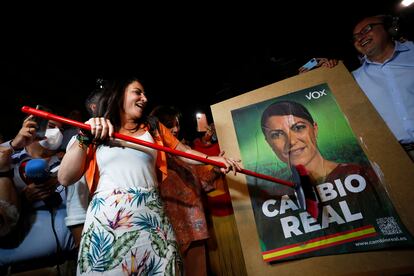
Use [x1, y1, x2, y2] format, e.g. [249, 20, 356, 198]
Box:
[352, 23, 383, 42]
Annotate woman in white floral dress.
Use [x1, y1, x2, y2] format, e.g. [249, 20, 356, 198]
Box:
[58, 76, 241, 275]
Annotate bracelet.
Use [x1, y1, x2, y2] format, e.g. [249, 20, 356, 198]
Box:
[76, 135, 91, 149]
[76, 130, 93, 149]
[9, 139, 23, 153]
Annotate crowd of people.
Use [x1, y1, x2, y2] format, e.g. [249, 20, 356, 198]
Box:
[0, 12, 412, 275]
[0, 114, 76, 275]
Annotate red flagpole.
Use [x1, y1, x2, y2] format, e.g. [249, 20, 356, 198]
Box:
[22, 106, 295, 187]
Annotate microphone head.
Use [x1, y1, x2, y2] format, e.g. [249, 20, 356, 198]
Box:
[25, 159, 50, 183]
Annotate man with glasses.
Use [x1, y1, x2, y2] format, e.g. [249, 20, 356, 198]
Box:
[352, 15, 414, 161]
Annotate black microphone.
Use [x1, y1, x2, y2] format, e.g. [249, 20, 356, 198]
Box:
[25, 159, 62, 208]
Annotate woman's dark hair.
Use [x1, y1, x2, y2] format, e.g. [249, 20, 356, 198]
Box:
[96, 76, 158, 136]
[149, 105, 182, 129]
[85, 88, 104, 117]
[261, 100, 314, 134]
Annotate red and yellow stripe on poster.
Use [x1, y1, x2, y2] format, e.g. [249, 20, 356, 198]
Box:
[263, 225, 377, 262]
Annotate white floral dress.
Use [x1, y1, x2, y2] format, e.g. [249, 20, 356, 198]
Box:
[77, 131, 181, 275]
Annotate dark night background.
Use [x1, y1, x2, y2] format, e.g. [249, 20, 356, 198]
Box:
[2, 2, 413, 142]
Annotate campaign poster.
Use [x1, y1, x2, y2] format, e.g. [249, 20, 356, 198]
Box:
[231, 83, 414, 263]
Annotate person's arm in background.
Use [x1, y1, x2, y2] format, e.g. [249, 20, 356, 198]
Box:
[0, 146, 20, 237]
[159, 122, 242, 174]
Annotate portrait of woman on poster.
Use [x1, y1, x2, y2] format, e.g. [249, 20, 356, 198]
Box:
[255, 100, 413, 251]
[260, 100, 379, 188]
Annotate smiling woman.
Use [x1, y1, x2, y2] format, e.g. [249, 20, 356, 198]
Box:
[261, 100, 338, 182]
[57, 76, 242, 275]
